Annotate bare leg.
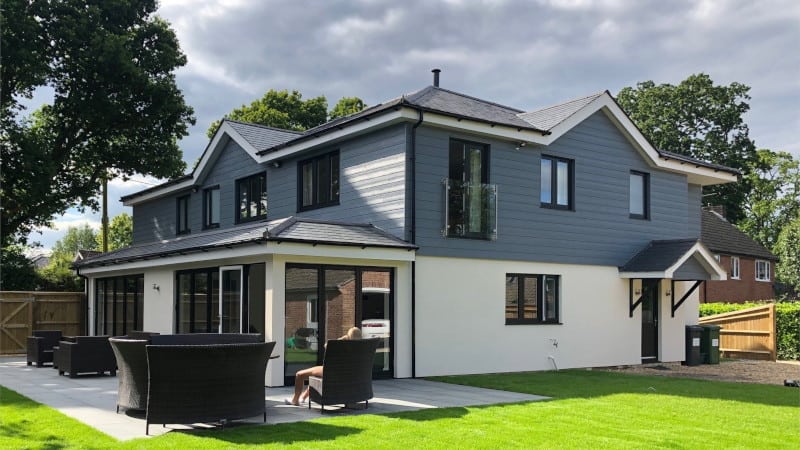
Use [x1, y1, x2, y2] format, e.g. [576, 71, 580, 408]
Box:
[291, 366, 323, 405]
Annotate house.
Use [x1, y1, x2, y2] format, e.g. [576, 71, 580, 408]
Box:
[700, 208, 777, 303]
[74, 71, 737, 386]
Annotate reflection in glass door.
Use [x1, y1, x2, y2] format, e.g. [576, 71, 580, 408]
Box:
[360, 270, 392, 377]
[220, 266, 243, 333]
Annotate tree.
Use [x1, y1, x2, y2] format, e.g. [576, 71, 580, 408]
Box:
[207, 90, 328, 137]
[206, 90, 367, 137]
[616, 74, 757, 223]
[738, 149, 800, 250]
[774, 215, 800, 299]
[0, 246, 38, 290]
[38, 224, 97, 291]
[330, 97, 367, 120]
[96, 213, 133, 251]
[0, 0, 195, 247]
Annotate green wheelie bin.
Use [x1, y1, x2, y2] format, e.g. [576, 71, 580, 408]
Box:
[701, 324, 721, 364]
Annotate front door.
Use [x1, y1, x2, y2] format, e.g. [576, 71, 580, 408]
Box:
[220, 266, 243, 333]
[641, 279, 659, 361]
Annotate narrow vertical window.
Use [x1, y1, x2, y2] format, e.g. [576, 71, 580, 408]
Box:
[731, 256, 740, 279]
[176, 195, 190, 235]
[629, 171, 649, 219]
[203, 186, 220, 229]
[540, 155, 573, 210]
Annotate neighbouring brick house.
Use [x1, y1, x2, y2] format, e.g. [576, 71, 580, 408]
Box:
[700, 208, 778, 303]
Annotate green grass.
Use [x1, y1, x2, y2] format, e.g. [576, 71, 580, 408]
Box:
[2, 370, 799, 449]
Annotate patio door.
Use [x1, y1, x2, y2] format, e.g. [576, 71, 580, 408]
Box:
[641, 279, 659, 362]
[220, 266, 243, 333]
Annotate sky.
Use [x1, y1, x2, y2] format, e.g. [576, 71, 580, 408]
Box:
[25, 0, 800, 252]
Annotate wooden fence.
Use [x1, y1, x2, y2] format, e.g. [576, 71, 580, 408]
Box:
[0, 291, 86, 355]
[698, 303, 776, 361]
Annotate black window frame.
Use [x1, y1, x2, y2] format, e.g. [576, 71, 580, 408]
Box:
[176, 194, 190, 235]
[629, 170, 650, 220]
[297, 150, 340, 212]
[540, 155, 575, 210]
[202, 185, 221, 229]
[505, 273, 561, 325]
[236, 172, 267, 223]
[94, 274, 144, 336]
[446, 138, 492, 239]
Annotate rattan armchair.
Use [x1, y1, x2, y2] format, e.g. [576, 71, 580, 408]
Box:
[308, 338, 380, 412]
[26, 330, 63, 367]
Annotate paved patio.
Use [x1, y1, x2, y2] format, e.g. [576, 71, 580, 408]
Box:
[0, 356, 547, 441]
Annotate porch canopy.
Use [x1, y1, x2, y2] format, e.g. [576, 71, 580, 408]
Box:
[618, 239, 726, 317]
[73, 216, 417, 269]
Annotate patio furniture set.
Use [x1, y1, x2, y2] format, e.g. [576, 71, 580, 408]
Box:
[25, 329, 380, 434]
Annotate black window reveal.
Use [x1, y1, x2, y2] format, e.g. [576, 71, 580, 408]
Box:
[298, 150, 340, 211]
[540, 155, 574, 210]
[176, 195, 190, 235]
[445, 139, 496, 239]
[203, 186, 220, 228]
[237, 173, 267, 222]
[505, 274, 560, 324]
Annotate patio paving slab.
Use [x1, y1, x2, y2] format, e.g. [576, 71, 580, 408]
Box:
[0, 356, 547, 440]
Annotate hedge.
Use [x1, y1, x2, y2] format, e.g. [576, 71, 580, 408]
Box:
[699, 301, 800, 360]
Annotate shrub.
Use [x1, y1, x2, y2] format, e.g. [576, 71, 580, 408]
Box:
[699, 301, 800, 360]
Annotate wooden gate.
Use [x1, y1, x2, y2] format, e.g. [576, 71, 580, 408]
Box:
[699, 304, 776, 360]
[0, 292, 85, 355]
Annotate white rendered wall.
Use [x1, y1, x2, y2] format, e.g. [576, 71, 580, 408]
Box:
[142, 269, 175, 334]
[659, 279, 700, 363]
[413, 256, 698, 377]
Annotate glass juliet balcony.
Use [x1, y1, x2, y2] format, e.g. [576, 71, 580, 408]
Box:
[443, 179, 498, 240]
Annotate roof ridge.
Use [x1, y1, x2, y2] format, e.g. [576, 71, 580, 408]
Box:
[425, 86, 525, 113]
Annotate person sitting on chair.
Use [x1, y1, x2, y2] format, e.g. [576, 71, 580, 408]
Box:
[285, 326, 362, 406]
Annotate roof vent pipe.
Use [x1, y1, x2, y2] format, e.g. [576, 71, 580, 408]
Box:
[432, 68, 441, 87]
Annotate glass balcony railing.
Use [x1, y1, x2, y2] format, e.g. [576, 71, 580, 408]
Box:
[443, 179, 497, 240]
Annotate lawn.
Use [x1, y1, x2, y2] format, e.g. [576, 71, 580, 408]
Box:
[1, 370, 798, 449]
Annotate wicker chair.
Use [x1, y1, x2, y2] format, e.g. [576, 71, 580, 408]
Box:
[26, 330, 63, 367]
[145, 341, 276, 434]
[149, 333, 263, 345]
[54, 336, 116, 378]
[109, 338, 149, 413]
[125, 331, 160, 340]
[308, 338, 380, 412]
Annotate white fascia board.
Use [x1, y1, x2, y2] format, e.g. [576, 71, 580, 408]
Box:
[123, 122, 260, 206]
[258, 110, 417, 163]
[418, 113, 549, 145]
[78, 241, 415, 275]
[618, 271, 667, 279]
[665, 242, 727, 281]
[540, 94, 737, 186]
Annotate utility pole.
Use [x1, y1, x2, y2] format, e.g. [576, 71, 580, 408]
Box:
[102, 177, 109, 252]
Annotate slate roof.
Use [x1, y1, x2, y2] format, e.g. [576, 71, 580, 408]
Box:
[619, 239, 699, 272]
[74, 217, 415, 268]
[517, 92, 606, 131]
[226, 120, 303, 150]
[701, 209, 777, 260]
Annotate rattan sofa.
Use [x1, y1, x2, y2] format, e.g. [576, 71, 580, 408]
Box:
[145, 341, 276, 434]
[26, 330, 63, 367]
[308, 338, 380, 411]
[149, 333, 263, 345]
[54, 336, 116, 378]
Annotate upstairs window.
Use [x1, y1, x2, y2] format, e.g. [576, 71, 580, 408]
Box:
[176, 195, 190, 235]
[541, 155, 574, 210]
[445, 139, 496, 239]
[237, 173, 267, 222]
[298, 150, 340, 211]
[731, 256, 740, 279]
[203, 186, 220, 229]
[629, 171, 650, 219]
[505, 274, 560, 325]
[755, 260, 770, 282]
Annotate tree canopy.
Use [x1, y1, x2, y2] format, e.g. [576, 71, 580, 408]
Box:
[774, 215, 800, 299]
[616, 74, 757, 223]
[38, 224, 97, 291]
[738, 149, 800, 250]
[207, 90, 366, 137]
[96, 212, 133, 251]
[0, 0, 195, 247]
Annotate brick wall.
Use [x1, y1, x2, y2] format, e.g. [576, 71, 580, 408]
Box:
[701, 255, 775, 303]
